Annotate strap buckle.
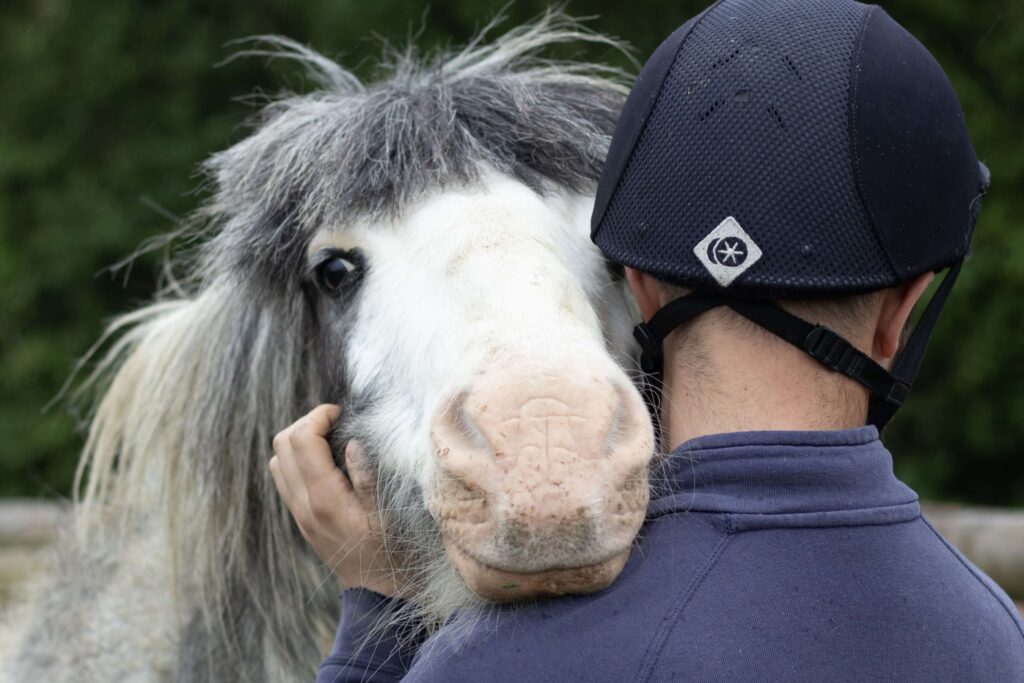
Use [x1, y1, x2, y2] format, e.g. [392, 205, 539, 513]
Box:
[803, 326, 864, 376]
[806, 325, 909, 410]
[883, 379, 910, 408]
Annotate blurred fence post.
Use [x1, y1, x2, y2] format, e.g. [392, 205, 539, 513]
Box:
[1, 500, 1022, 613]
[923, 503, 1024, 600]
[0, 500, 66, 609]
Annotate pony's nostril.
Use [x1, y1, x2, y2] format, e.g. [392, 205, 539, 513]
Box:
[454, 399, 474, 438]
[603, 390, 629, 455]
[435, 388, 494, 460]
[453, 392, 491, 452]
[604, 381, 652, 453]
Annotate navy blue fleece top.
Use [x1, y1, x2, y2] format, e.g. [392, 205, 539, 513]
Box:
[319, 427, 1024, 682]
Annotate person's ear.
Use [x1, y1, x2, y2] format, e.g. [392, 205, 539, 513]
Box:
[874, 272, 934, 361]
[625, 267, 662, 322]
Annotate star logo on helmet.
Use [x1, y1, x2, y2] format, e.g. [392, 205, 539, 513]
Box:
[694, 217, 762, 287]
[710, 237, 748, 266]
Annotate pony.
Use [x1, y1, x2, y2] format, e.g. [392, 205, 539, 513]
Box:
[2, 15, 654, 682]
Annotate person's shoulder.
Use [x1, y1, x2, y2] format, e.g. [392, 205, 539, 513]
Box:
[405, 510, 732, 683]
[644, 514, 1024, 682]
[918, 516, 1024, 640]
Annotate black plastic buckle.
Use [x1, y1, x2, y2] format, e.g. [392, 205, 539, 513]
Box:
[884, 380, 910, 407]
[803, 326, 863, 377]
[633, 322, 663, 375]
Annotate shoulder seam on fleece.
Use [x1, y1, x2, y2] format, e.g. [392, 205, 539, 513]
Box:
[921, 517, 1024, 642]
[637, 532, 733, 683]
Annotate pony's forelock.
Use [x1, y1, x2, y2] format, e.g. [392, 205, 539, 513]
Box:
[197, 10, 630, 290]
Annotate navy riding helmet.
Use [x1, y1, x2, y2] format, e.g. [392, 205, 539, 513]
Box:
[592, 0, 990, 429]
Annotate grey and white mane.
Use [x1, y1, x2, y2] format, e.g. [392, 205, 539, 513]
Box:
[2, 15, 642, 683]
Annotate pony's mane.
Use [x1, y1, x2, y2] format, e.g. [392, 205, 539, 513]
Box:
[199, 13, 630, 289]
[68, 13, 630, 682]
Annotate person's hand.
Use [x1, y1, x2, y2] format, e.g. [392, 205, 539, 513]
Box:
[270, 404, 408, 598]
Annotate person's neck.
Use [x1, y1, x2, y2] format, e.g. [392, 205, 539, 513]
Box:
[660, 328, 871, 449]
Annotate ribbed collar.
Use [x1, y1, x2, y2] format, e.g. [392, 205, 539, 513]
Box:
[648, 426, 919, 518]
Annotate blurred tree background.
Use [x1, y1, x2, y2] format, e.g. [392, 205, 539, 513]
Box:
[1, 0, 1021, 504]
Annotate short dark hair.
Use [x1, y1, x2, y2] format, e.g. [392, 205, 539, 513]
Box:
[656, 282, 884, 343]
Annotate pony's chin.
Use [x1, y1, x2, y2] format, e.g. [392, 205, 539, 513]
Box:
[443, 537, 630, 602]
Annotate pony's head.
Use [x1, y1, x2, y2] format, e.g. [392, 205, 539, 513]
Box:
[316, 177, 652, 603]
[201, 23, 652, 607]
[75, 19, 652, 674]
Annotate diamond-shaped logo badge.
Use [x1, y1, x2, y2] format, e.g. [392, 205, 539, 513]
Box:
[694, 217, 762, 287]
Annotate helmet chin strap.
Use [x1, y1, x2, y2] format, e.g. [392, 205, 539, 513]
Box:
[633, 260, 963, 430]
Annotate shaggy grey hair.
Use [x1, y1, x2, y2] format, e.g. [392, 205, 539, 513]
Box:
[3, 13, 631, 683]
[199, 18, 627, 290]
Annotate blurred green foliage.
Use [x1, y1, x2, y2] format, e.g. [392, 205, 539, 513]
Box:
[1, 0, 1021, 504]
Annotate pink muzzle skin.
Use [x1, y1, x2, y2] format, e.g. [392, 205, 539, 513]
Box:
[429, 365, 654, 601]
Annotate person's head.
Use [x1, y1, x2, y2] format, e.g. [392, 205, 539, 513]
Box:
[591, 0, 989, 436]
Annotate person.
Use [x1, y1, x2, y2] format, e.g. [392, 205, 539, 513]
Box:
[270, 1, 1024, 680]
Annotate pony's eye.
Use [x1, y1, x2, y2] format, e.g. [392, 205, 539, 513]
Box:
[316, 255, 356, 293]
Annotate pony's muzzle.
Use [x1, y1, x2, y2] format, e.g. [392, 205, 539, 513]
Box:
[429, 362, 654, 601]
